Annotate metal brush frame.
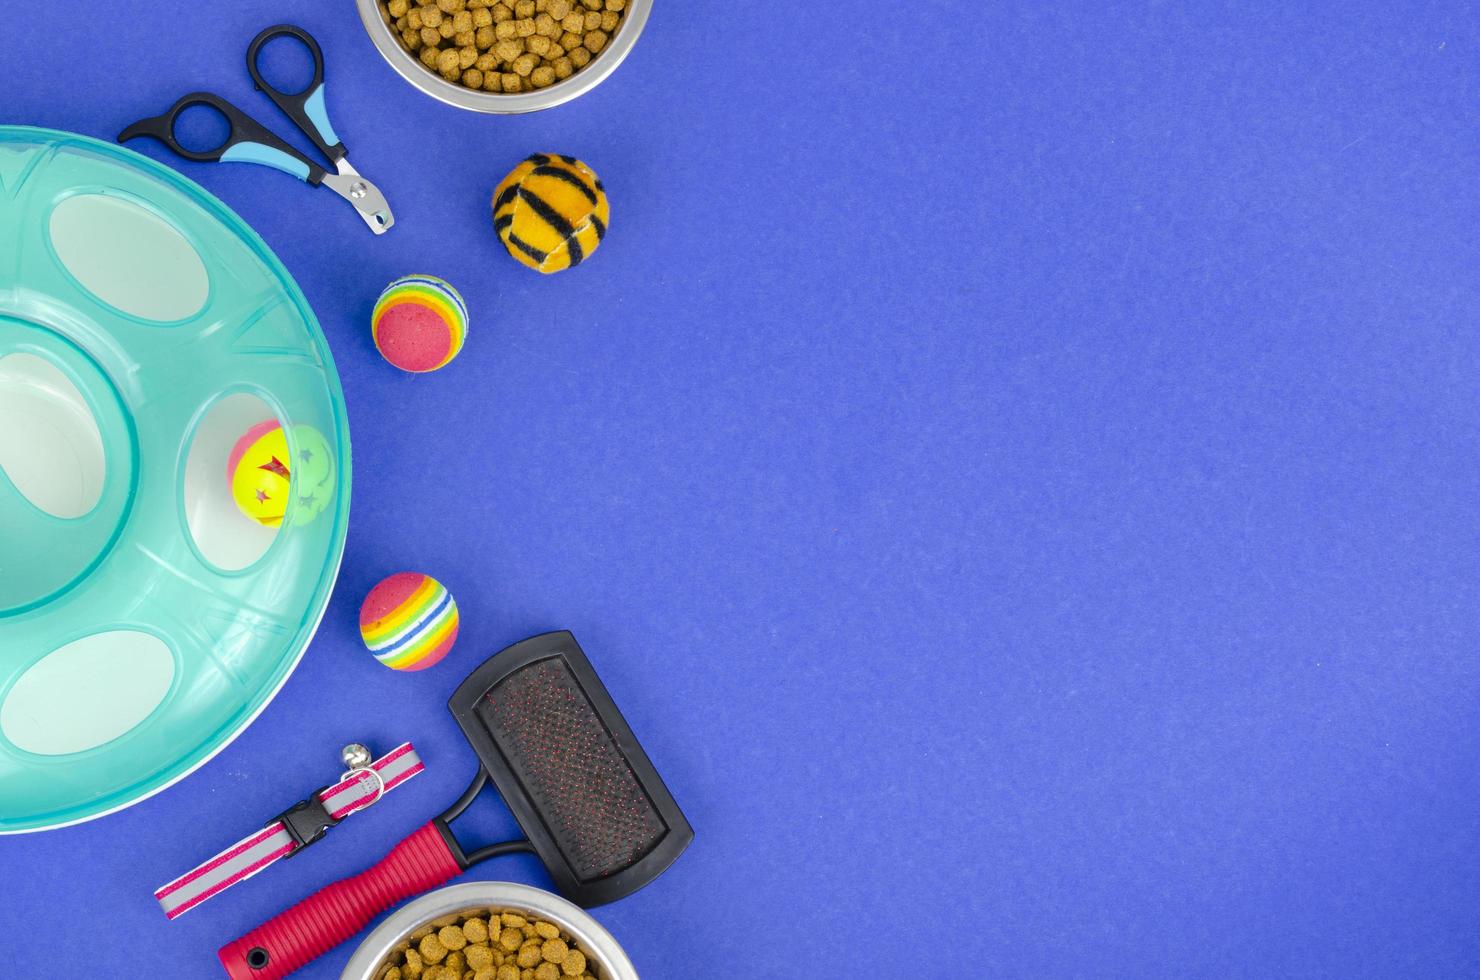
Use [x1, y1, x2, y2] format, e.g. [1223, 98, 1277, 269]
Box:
[447, 630, 693, 907]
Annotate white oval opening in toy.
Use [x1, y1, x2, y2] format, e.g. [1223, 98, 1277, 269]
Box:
[0, 630, 175, 755]
[184, 393, 285, 571]
[0, 352, 105, 519]
[49, 193, 208, 322]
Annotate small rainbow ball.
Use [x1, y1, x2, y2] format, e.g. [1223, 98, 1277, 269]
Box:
[371, 275, 467, 373]
[359, 572, 460, 671]
[228, 420, 291, 526]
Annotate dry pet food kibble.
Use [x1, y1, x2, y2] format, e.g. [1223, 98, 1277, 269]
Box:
[378, 909, 601, 980]
[381, 0, 628, 93]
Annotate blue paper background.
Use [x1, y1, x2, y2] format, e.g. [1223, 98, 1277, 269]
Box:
[4, 2, 1480, 977]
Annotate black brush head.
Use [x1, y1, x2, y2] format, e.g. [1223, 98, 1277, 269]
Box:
[449, 631, 693, 907]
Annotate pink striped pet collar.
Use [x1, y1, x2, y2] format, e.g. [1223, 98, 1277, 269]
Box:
[154, 742, 424, 920]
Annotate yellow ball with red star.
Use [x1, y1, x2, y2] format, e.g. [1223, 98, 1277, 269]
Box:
[227, 421, 338, 527]
[228, 421, 292, 526]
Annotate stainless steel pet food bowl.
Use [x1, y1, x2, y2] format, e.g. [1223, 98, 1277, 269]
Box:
[353, 0, 652, 113]
[339, 882, 640, 980]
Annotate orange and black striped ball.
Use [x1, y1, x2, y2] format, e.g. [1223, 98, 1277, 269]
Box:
[492, 154, 609, 274]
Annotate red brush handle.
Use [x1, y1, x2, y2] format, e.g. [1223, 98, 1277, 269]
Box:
[218, 821, 463, 980]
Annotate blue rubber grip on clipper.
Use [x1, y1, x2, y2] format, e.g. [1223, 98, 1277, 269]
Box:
[221, 142, 312, 181]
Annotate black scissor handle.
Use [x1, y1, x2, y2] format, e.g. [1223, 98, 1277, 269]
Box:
[247, 24, 344, 164]
[118, 91, 328, 185]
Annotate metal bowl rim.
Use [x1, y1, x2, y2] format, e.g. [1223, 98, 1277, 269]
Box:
[338, 881, 639, 980]
[351, 0, 652, 114]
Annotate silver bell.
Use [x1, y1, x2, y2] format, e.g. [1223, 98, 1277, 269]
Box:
[341, 742, 373, 769]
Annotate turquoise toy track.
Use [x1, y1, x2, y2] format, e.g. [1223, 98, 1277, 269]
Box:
[0, 127, 350, 832]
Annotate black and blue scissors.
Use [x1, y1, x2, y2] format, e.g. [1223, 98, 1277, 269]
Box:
[120, 24, 393, 235]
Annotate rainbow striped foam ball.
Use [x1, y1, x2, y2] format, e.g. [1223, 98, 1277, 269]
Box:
[359, 572, 460, 671]
[371, 275, 467, 373]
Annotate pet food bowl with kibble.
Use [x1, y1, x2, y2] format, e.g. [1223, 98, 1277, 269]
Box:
[353, 0, 652, 114]
[340, 882, 639, 980]
[0, 127, 350, 833]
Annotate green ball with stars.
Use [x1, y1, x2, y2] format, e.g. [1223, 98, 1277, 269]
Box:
[286, 424, 336, 526]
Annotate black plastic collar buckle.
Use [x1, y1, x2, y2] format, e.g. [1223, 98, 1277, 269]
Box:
[270, 786, 340, 858]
